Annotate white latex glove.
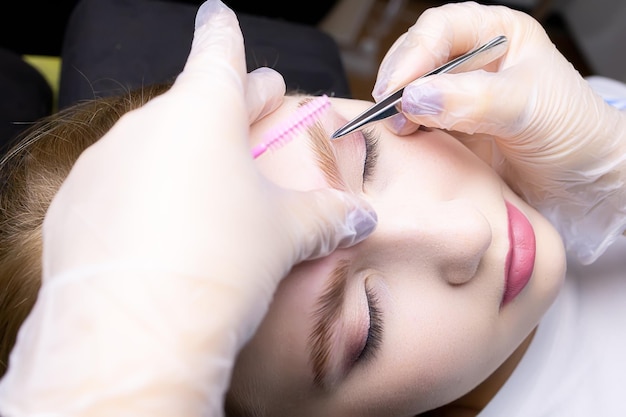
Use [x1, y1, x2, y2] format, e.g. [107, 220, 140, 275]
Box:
[0, 1, 376, 416]
[372, 1, 626, 264]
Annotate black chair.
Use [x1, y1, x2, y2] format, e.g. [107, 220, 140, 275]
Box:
[58, 0, 352, 109]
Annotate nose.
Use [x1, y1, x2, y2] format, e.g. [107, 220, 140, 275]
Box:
[368, 198, 492, 285]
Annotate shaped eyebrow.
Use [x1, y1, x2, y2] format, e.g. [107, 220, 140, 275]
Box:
[296, 97, 346, 191]
[306, 120, 346, 191]
[308, 259, 351, 389]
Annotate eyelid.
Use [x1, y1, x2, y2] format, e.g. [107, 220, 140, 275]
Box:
[357, 283, 383, 363]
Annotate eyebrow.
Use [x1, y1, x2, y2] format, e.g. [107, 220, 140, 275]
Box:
[308, 259, 351, 389]
[297, 98, 346, 191]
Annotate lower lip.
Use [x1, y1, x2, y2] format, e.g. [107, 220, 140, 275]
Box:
[502, 201, 536, 306]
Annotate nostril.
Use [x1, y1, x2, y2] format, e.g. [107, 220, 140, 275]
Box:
[434, 201, 493, 285]
[369, 198, 493, 285]
[440, 255, 484, 285]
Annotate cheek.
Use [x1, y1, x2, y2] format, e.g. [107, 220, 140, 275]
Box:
[333, 265, 505, 416]
[344, 256, 531, 415]
[376, 282, 502, 411]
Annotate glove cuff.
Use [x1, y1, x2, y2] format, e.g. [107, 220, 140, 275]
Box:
[586, 75, 626, 111]
[539, 80, 626, 264]
[0, 264, 241, 417]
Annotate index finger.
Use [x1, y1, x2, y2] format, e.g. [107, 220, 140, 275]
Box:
[177, 0, 247, 97]
[373, 2, 533, 99]
[159, 0, 250, 155]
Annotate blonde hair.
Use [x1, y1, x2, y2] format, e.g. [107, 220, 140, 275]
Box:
[0, 83, 171, 377]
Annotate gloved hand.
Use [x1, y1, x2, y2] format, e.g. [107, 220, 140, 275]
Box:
[372, 1, 626, 264]
[0, 1, 376, 416]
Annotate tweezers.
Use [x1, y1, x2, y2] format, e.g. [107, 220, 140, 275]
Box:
[331, 35, 508, 139]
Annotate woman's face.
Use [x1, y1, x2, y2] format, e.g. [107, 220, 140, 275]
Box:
[230, 96, 566, 416]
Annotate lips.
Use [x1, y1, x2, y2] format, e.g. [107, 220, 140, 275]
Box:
[502, 201, 536, 306]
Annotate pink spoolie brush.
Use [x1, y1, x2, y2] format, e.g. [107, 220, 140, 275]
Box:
[251, 95, 331, 159]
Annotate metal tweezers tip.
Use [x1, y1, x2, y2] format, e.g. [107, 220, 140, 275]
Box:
[330, 128, 347, 140]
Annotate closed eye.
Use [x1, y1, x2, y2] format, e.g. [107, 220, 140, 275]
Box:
[357, 285, 383, 363]
[362, 128, 380, 185]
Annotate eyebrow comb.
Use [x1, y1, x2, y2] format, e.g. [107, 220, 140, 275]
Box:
[251, 95, 332, 159]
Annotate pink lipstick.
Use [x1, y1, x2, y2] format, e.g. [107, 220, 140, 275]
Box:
[502, 201, 536, 306]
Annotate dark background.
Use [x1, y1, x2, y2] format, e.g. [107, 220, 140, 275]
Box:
[0, 0, 339, 56]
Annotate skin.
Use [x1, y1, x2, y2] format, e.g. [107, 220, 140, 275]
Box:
[229, 96, 566, 417]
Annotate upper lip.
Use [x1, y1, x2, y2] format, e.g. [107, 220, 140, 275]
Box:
[501, 201, 536, 306]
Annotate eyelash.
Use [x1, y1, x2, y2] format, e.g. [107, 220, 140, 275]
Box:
[357, 286, 383, 363]
[362, 129, 380, 184]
